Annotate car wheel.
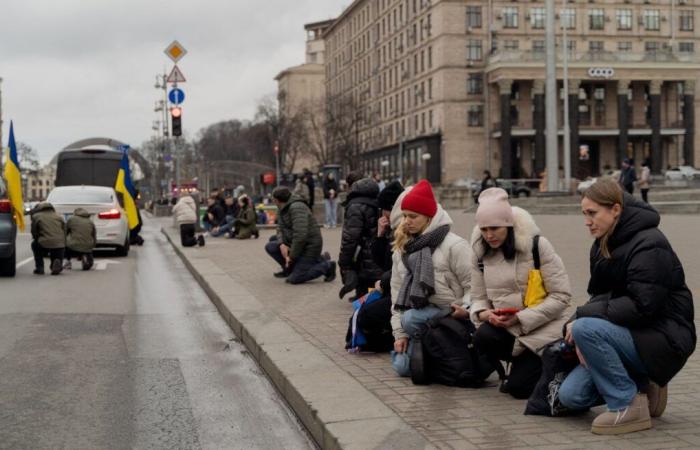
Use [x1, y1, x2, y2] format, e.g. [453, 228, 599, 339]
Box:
[0, 249, 16, 277]
[115, 237, 130, 257]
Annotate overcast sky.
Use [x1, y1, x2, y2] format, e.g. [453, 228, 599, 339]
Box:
[0, 0, 344, 164]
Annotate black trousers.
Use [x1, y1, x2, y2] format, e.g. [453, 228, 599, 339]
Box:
[65, 248, 92, 260]
[31, 241, 65, 270]
[180, 224, 197, 247]
[641, 188, 649, 203]
[473, 322, 543, 399]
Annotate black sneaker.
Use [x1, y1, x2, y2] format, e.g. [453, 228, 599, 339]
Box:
[197, 235, 205, 247]
[322, 251, 331, 261]
[253, 230, 259, 239]
[50, 259, 63, 275]
[274, 270, 289, 278]
[82, 254, 94, 271]
[324, 261, 337, 282]
[499, 378, 510, 394]
[34, 268, 45, 275]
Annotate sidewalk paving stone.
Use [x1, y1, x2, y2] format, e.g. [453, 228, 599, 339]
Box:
[162, 211, 700, 449]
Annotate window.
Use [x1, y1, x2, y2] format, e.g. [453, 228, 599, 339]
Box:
[567, 40, 577, 54]
[467, 6, 482, 28]
[589, 9, 605, 30]
[616, 9, 632, 30]
[468, 105, 484, 126]
[530, 8, 545, 29]
[645, 41, 660, 53]
[679, 41, 695, 53]
[643, 10, 660, 31]
[618, 41, 633, 52]
[589, 41, 604, 52]
[503, 7, 519, 28]
[532, 40, 545, 53]
[561, 8, 576, 29]
[680, 10, 694, 31]
[428, 78, 433, 99]
[467, 40, 482, 61]
[504, 40, 519, 50]
[468, 73, 483, 95]
[428, 46, 432, 68]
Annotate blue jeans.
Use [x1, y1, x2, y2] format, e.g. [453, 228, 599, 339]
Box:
[391, 305, 443, 377]
[324, 198, 337, 227]
[559, 317, 648, 411]
[264, 240, 330, 284]
[210, 219, 234, 237]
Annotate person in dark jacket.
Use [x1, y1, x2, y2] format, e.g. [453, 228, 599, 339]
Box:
[338, 178, 384, 300]
[211, 195, 240, 237]
[618, 158, 637, 194]
[303, 168, 315, 209]
[265, 187, 337, 284]
[230, 195, 259, 239]
[64, 207, 96, 271]
[371, 180, 404, 273]
[202, 196, 225, 233]
[30, 202, 66, 275]
[559, 178, 695, 435]
[322, 173, 340, 228]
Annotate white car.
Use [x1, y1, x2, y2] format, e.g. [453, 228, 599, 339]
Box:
[665, 166, 700, 181]
[46, 185, 130, 256]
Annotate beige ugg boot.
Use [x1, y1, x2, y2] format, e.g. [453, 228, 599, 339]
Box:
[647, 382, 668, 418]
[591, 393, 652, 435]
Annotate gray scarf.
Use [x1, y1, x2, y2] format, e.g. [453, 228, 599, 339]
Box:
[395, 224, 450, 311]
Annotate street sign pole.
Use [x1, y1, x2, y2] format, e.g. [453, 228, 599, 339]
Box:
[274, 141, 280, 187]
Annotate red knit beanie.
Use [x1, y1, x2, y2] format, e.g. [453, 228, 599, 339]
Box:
[400, 179, 437, 217]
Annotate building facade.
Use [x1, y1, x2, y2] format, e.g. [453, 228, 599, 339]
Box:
[25, 165, 55, 201]
[323, 0, 700, 185]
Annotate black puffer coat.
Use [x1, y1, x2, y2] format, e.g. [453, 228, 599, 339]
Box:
[339, 178, 383, 282]
[574, 194, 696, 386]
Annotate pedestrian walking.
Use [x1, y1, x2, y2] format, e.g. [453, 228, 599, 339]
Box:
[323, 173, 339, 228]
[172, 195, 205, 247]
[264, 187, 337, 284]
[558, 178, 696, 435]
[338, 177, 384, 300]
[618, 158, 637, 195]
[639, 159, 651, 203]
[390, 180, 472, 377]
[64, 207, 96, 271]
[30, 202, 66, 275]
[469, 188, 573, 399]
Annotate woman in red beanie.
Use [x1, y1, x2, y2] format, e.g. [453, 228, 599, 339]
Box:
[390, 180, 473, 377]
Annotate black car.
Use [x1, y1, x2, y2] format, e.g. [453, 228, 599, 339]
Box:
[0, 177, 18, 277]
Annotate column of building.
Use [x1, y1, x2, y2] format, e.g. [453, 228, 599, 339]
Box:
[567, 79, 580, 179]
[532, 80, 545, 177]
[649, 80, 663, 174]
[498, 79, 514, 178]
[683, 80, 695, 167]
[617, 80, 631, 166]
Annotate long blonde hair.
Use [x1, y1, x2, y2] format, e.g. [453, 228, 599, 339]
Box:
[582, 178, 623, 259]
[392, 216, 431, 253]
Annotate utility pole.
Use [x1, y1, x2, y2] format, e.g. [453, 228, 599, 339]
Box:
[562, 0, 571, 192]
[545, 0, 560, 192]
[0, 77, 4, 152]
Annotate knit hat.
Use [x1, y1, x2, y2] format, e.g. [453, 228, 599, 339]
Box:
[377, 180, 404, 211]
[475, 188, 514, 227]
[400, 179, 437, 217]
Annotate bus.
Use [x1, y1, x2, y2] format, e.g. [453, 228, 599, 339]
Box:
[55, 146, 123, 188]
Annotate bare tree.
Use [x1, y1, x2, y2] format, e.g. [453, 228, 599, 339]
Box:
[17, 142, 40, 171]
[324, 94, 360, 172]
[255, 94, 309, 174]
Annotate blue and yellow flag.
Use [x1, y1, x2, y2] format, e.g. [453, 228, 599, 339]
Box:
[3, 122, 25, 231]
[114, 147, 139, 230]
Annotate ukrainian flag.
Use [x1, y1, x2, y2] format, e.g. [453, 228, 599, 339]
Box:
[114, 147, 139, 230]
[3, 122, 25, 231]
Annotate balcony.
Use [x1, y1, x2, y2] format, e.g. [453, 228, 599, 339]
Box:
[487, 50, 700, 67]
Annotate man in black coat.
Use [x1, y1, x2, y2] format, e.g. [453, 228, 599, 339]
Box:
[338, 177, 383, 300]
[303, 168, 315, 210]
[618, 158, 637, 194]
[202, 196, 225, 233]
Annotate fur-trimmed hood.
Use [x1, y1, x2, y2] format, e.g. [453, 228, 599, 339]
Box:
[470, 206, 541, 259]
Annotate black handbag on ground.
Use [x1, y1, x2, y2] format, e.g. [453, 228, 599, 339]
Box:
[524, 339, 579, 416]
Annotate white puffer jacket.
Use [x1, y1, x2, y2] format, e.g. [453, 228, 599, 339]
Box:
[172, 196, 198, 225]
[390, 206, 472, 340]
[469, 207, 573, 356]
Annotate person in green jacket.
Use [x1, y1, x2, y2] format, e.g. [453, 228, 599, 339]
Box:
[64, 208, 96, 271]
[264, 186, 336, 284]
[229, 195, 259, 239]
[30, 202, 66, 275]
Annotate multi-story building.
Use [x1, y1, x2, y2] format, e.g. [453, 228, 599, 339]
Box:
[275, 20, 334, 172]
[25, 165, 55, 201]
[324, 0, 700, 184]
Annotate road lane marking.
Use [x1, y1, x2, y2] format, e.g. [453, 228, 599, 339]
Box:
[16, 257, 33, 268]
[94, 259, 122, 271]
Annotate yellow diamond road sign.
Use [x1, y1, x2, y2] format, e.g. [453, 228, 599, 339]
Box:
[164, 40, 187, 63]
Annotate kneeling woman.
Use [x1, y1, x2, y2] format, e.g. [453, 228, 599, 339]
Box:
[230, 195, 259, 239]
[390, 180, 472, 377]
[470, 188, 573, 399]
[559, 179, 695, 435]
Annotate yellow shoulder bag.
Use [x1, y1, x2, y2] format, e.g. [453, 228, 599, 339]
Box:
[524, 235, 548, 308]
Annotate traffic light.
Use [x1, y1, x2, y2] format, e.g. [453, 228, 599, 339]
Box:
[171, 107, 182, 137]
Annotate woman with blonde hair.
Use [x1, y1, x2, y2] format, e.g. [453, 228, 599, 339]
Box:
[390, 180, 473, 377]
[559, 178, 695, 435]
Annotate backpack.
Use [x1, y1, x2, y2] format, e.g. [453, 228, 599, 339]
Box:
[345, 293, 394, 353]
[411, 311, 497, 387]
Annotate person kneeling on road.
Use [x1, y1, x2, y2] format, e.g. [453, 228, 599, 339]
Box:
[64, 208, 96, 271]
[469, 188, 573, 399]
[172, 195, 205, 247]
[558, 179, 695, 435]
[390, 180, 472, 377]
[264, 187, 336, 285]
[30, 202, 66, 276]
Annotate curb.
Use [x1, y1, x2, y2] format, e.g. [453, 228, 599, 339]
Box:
[161, 226, 434, 450]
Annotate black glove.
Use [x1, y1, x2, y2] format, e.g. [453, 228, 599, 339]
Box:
[338, 270, 358, 299]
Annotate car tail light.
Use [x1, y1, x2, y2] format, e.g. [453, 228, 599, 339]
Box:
[98, 208, 121, 220]
[0, 199, 12, 213]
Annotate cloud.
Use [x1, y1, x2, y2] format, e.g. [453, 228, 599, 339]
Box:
[0, 0, 342, 163]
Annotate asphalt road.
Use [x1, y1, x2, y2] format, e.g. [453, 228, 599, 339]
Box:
[0, 218, 315, 450]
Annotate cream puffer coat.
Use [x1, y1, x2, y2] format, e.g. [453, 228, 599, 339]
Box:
[390, 206, 472, 340]
[469, 207, 573, 356]
[172, 196, 198, 225]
